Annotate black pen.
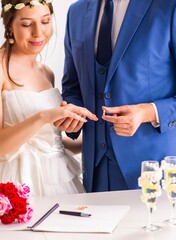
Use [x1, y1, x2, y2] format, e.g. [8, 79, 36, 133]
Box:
[28, 203, 59, 231]
[59, 210, 91, 217]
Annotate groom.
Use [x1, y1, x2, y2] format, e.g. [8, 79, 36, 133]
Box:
[57, 0, 176, 192]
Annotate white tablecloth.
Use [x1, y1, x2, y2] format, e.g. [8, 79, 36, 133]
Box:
[0, 189, 175, 240]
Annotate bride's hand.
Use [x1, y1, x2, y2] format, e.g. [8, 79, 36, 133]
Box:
[44, 103, 98, 125]
[54, 102, 98, 132]
[61, 103, 98, 121]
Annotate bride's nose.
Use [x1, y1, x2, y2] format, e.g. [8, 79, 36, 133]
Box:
[32, 23, 42, 38]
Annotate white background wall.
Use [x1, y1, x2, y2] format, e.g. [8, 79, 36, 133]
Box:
[0, 0, 76, 90]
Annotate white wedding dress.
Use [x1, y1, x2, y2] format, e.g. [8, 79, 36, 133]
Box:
[0, 88, 84, 196]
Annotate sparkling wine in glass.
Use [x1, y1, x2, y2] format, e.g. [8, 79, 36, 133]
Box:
[161, 156, 176, 225]
[138, 160, 162, 231]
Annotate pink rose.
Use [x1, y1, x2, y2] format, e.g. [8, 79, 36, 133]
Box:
[0, 193, 12, 216]
[18, 206, 33, 223]
[17, 183, 30, 198]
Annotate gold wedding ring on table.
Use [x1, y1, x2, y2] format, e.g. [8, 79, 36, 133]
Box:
[78, 205, 88, 210]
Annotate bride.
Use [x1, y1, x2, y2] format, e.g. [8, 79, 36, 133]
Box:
[0, 0, 97, 196]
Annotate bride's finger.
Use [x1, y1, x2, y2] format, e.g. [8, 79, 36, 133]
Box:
[68, 104, 98, 121]
[66, 111, 87, 122]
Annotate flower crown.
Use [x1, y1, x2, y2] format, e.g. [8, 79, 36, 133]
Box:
[3, 0, 52, 13]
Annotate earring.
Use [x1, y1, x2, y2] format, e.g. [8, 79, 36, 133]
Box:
[8, 31, 14, 44]
[9, 38, 14, 44]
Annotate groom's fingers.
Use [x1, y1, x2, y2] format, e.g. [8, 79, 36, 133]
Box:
[60, 101, 67, 106]
[62, 119, 84, 133]
[54, 117, 84, 132]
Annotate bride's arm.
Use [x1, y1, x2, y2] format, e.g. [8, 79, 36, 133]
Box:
[0, 106, 50, 156]
[0, 99, 97, 156]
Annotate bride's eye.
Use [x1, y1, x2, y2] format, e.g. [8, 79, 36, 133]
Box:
[22, 25, 31, 27]
[42, 19, 51, 25]
[21, 23, 32, 27]
[42, 21, 50, 25]
[41, 17, 51, 25]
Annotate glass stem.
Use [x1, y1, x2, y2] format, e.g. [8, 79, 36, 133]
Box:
[171, 202, 175, 220]
[148, 207, 153, 226]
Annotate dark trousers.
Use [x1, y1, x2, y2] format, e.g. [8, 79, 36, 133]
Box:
[92, 155, 128, 192]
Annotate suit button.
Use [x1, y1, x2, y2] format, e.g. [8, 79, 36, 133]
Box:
[98, 68, 105, 74]
[173, 121, 176, 126]
[110, 126, 114, 132]
[168, 122, 173, 127]
[100, 143, 106, 149]
[98, 93, 103, 99]
[99, 119, 104, 124]
[105, 92, 111, 99]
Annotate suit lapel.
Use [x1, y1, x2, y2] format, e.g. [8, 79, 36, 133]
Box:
[107, 0, 153, 83]
[85, 0, 100, 89]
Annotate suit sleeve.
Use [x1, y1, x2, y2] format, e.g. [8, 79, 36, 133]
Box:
[153, 2, 176, 134]
[62, 8, 83, 140]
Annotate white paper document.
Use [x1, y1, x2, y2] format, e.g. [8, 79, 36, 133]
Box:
[0, 205, 129, 233]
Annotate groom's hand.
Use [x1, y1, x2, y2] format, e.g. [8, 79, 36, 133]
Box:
[102, 103, 156, 136]
[54, 117, 84, 133]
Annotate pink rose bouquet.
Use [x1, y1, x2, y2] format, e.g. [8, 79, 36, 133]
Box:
[0, 182, 33, 224]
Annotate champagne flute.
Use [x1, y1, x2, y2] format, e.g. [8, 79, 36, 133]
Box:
[138, 160, 162, 231]
[161, 156, 176, 225]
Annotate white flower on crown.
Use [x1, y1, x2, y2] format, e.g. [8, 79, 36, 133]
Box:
[15, 3, 25, 10]
[46, 0, 52, 3]
[30, 0, 41, 6]
[4, 3, 12, 12]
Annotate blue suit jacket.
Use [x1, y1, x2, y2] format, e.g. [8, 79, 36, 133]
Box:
[62, 0, 176, 192]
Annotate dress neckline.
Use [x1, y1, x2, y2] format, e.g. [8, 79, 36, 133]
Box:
[2, 88, 56, 94]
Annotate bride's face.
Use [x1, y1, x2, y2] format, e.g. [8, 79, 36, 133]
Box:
[10, 4, 53, 56]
